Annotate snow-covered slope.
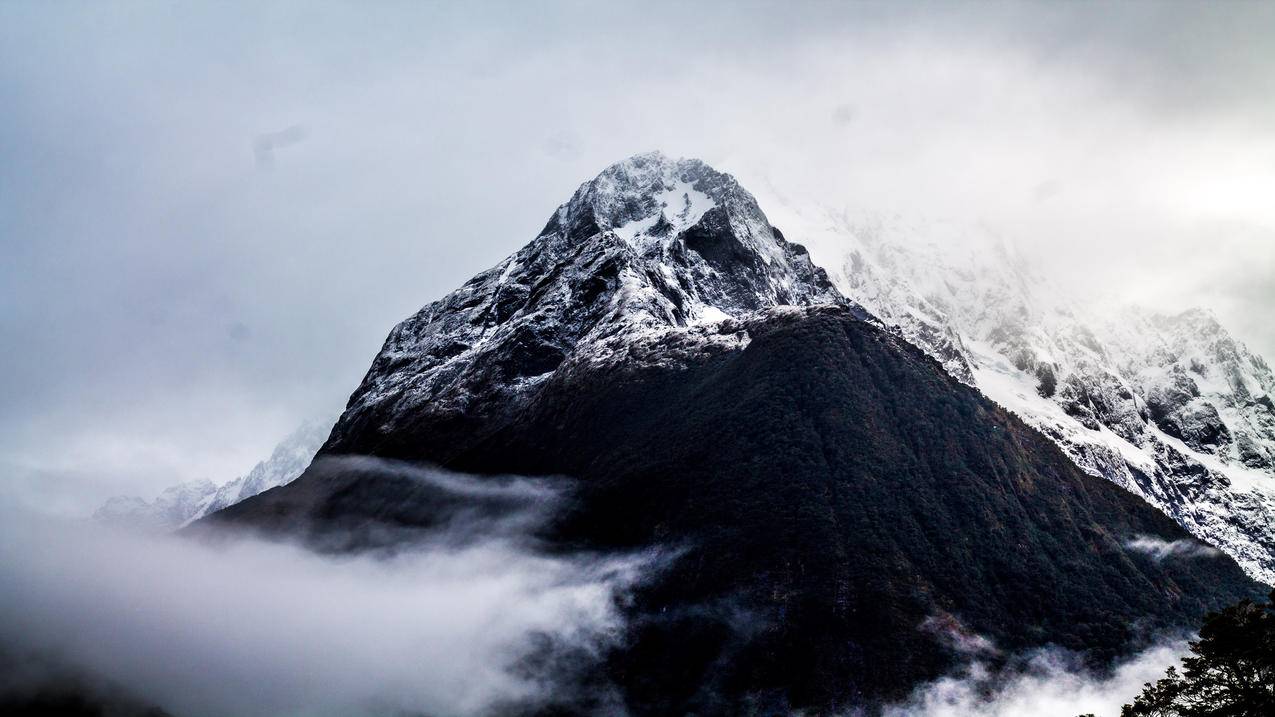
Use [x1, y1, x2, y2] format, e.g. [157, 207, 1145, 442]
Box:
[95, 418, 333, 531]
[763, 206, 1275, 583]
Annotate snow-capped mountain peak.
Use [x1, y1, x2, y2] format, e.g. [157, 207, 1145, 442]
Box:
[563, 152, 789, 267]
[560, 152, 718, 238]
[207, 154, 1262, 714]
[325, 153, 858, 453]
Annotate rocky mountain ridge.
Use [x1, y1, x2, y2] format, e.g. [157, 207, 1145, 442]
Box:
[764, 207, 1275, 583]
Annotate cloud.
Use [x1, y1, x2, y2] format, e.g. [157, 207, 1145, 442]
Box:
[0, 464, 647, 717]
[1124, 535, 1222, 561]
[883, 641, 1187, 717]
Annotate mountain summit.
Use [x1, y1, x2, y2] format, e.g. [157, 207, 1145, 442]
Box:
[321, 151, 856, 460]
[209, 155, 1259, 714]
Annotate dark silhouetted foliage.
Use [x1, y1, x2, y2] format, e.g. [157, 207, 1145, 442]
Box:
[1120, 591, 1275, 717]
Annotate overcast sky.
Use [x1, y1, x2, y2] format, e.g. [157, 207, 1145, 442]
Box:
[2, 1, 1273, 513]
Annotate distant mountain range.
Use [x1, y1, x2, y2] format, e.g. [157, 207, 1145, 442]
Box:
[95, 418, 332, 531]
[202, 153, 1263, 714]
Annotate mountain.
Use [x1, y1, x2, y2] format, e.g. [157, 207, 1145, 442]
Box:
[764, 209, 1275, 584]
[95, 479, 219, 533]
[95, 418, 332, 531]
[207, 153, 1261, 713]
[316, 152, 857, 459]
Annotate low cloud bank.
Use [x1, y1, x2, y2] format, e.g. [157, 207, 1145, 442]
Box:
[883, 641, 1185, 717]
[0, 463, 646, 717]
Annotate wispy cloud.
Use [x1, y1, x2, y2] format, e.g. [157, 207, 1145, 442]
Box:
[883, 642, 1187, 717]
[1124, 535, 1221, 561]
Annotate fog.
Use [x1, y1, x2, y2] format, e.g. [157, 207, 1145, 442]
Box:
[0, 461, 1218, 716]
[0, 465, 644, 717]
[2, 1, 1273, 512]
[884, 641, 1187, 717]
[882, 534, 1229, 716]
[0, 507, 1204, 717]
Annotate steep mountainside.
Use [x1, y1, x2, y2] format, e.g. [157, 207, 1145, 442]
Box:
[761, 209, 1275, 584]
[96, 418, 331, 530]
[209, 154, 1261, 714]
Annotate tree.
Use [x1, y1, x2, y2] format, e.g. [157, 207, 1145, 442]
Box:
[1121, 667, 1186, 717]
[1119, 591, 1275, 716]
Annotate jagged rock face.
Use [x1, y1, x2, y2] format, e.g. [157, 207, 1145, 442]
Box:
[211, 155, 1261, 714]
[769, 209, 1275, 584]
[324, 152, 853, 458]
[1108, 308, 1275, 466]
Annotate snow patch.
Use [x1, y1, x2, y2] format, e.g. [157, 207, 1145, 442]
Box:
[614, 180, 717, 241]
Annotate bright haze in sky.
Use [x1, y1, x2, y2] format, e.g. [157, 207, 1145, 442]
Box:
[2, 1, 1273, 512]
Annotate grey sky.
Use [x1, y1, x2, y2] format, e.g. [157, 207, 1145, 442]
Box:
[2, 2, 1273, 512]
